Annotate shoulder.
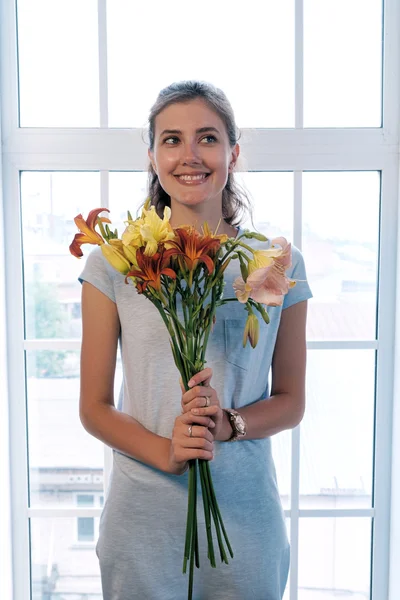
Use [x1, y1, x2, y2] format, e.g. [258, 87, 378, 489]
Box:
[80, 246, 118, 280]
[79, 246, 119, 304]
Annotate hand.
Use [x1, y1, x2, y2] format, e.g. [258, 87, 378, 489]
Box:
[168, 410, 216, 476]
[180, 368, 228, 442]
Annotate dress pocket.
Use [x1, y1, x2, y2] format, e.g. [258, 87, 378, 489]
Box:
[224, 318, 252, 370]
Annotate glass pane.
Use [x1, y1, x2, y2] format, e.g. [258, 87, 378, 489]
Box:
[78, 517, 95, 542]
[303, 172, 379, 341]
[77, 494, 95, 507]
[109, 171, 148, 236]
[300, 350, 375, 508]
[26, 351, 104, 508]
[299, 518, 372, 599]
[17, 0, 100, 127]
[30, 518, 102, 599]
[237, 172, 293, 240]
[107, 0, 294, 127]
[21, 172, 101, 340]
[304, 0, 383, 127]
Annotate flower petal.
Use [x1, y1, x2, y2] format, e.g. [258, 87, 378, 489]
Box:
[250, 288, 284, 306]
[233, 277, 251, 303]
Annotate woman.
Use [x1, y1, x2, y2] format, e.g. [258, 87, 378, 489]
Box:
[78, 80, 312, 599]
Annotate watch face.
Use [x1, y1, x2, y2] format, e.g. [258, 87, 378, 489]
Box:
[233, 414, 246, 435]
[236, 417, 246, 434]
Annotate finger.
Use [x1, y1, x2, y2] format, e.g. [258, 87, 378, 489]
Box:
[183, 437, 214, 452]
[182, 385, 214, 406]
[185, 424, 214, 443]
[191, 405, 220, 418]
[179, 378, 185, 394]
[178, 412, 216, 429]
[182, 396, 213, 413]
[187, 367, 213, 389]
[175, 448, 214, 462]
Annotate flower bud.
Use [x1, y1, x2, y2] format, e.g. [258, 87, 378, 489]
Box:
[243, 314, 260, 348]
[101, 244, 131, 275]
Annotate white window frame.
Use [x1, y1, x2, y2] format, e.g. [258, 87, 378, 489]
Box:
[1, 1, 399, 599]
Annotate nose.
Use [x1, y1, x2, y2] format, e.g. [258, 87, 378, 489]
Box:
[180, 140, 202, 166]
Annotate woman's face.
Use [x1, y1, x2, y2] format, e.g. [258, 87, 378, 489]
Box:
[148, 98, 239, 212]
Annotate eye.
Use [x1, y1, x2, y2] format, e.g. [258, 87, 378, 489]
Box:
[162, 134, 217, 145]
[163, 136, 179, 145]
[201, 135, 217, 143]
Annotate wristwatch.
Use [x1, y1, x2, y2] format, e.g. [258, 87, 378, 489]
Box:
[223, 408, 247, 442]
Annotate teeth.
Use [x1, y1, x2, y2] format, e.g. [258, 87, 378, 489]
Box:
[178, 174, 208, 181]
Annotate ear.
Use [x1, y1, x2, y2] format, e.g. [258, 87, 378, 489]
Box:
[229, 143, 240, 172]
[148, 149, 157, 172]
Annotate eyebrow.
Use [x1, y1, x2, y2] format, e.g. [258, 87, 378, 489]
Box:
[160, 126, 220, 137]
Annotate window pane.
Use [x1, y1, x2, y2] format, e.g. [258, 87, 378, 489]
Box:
[303, 172, 379, 341]
[17, 0, 100, 127]
[77, 494, 95, 507]
[299, 518, 372, 599]
[30, 518, 101, 599]
[107, 0, 294, 127]
[77, 517, 95, 542]
[237, 172, 293, 240]
[304, 0, 383, 127]
[21, 172, 101, 340]
[109, 171, 148, 236]
[26, 351, 104, 508]
[300, 350, 375, 508]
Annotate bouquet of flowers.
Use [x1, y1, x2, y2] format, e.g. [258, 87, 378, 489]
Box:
[69, 199, 294, 599]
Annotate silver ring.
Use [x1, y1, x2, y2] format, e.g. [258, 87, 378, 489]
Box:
[188, 425, 193, 437]
[205, 397, 210, 407]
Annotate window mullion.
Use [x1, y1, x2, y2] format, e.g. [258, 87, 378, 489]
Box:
[374, 162, 399, 600]
[4, 160, 31, 600]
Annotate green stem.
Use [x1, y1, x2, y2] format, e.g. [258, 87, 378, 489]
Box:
[205, 462, 234, 559]
[201, 461, 228, 565]
[199, 460, 216, 567]
[183, 461, 195, 574]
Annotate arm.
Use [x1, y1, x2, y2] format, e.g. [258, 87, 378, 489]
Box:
[79, 281, 215, 474]
[182, 300, 308, 441]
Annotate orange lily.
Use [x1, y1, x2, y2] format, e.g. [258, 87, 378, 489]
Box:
[125, 247, 177, 293]
[166, 226, 221, 274]
[69, 208, 111, 258]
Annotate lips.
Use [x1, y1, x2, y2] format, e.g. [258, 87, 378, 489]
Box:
[174, 173, 211, 186]
[174, 173, 210, 178]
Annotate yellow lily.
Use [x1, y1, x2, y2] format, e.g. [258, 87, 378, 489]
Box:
[202, 221, 229, 244]
[140, 206, 176, 257]
[121, 218, 145, 250]
[122, 243, 138, 267]
[247, 248, 282, 275]
[101, 243, 131, 275]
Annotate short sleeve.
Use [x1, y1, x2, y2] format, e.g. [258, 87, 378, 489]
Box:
[78, 246, 116, 303]
[283, 245, 313, 310]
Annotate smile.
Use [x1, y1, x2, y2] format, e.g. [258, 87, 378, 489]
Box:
[175, 174, 210, 185]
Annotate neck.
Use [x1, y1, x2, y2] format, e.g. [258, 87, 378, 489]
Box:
[169, 201, 238, 237]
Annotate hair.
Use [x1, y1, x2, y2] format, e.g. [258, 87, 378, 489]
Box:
[144, 80, 252, 227]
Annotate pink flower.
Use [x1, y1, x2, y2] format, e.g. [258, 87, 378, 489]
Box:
[233, 237, 295, 306]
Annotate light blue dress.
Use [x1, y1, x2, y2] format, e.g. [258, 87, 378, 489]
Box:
[79, 229, 312, 600]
